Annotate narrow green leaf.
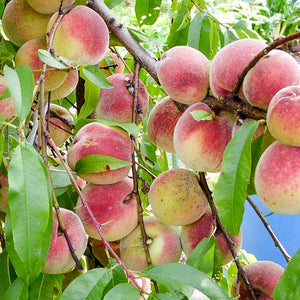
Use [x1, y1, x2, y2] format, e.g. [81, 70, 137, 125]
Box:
[60, 268, 112, 300]
[103, 283, 140, 300]
[81, 65, 113, 89]
[104, 0, 123, 9]
[37, 49, 73, 70]
[213, 121, 259, 236]
[0, 251, 17, 298]
[142, 263, 230, 300]
[4, 65, 33, 122]
[190, 110, 213, 121]
[273, 249, 300, 300]
[0, 88, 10, 100]
[5, 142, 52, 283]
[3, 277, 28, 300]
[97, 119, 139, 138]
[75, 154, 131, 174]
[152, 295, 179, 300]
[50, 165, 72, 196]
[135, 0, 162, 26]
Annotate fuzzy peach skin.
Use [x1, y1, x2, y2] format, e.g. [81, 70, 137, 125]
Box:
[27, 0, 74, 14]
[2, 0, 51, 47]
[0, 172, 9, 212]
[99, 49, 125, 77]
[267, 85, 300, 146]
[254, 141, 300, 214]
[209, 38, 267, 99]
[67, 122, 133, 185]
[148, 169, 208, 226]
[243, 50, 300, 109]
[173, 102, 236, 173]
[0, 76, 16, 120]
[15, 38, 68, 91]
[156, 46, 210, 105]
[231, 261, 284, 299]
[96, 73, 149, 124]
[75, 178, 138, 241]
[120, 216, 182, 271]
[43, 208, 88, 274]
[47, 5, 109, 65]
[147, 96, 184, 153]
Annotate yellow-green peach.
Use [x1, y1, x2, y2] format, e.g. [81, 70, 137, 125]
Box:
[96, 73, 149, 124]
[120, 216, 182, 271]
[243, 50, 300, 109]
[47, 5, 109, 65]
[147, 96, 184, 153]
[156, 46, 210, 105]
[254, 141, 300, 214]
[173, 102, 236, 173]
[26, 0, 74, 14]
[43, 208, 88, 274]
[267, 85, 300, 146]
[0, 76, 15, 120]
[148, 169, 208, 226]
[67, 122, 133, 185]
[75, 178, 138, 241]
[2, 0, 51, 47]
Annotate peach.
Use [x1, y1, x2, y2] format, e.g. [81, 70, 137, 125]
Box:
[43, 207, 88, 274]
[254, 141, 300, 214]
[231, 261, 284, 299]
[99, 49, 124, 77]
[47, 5, 109, 65]
[0, 76, 16, 120]
[120, 216, 182, 271]
[2, 0, 51, 47]
[173, 102, 235, 173]
[26, 0, 74, 14]
[148, 169, 208, 226]
[15, 38, 68, 91]
[48, 103, 74, 146]
[147, 96, 184, 153]
[75, 178, 138, 241]
[156, 46, 210, 104]
[0, 172, 9, 212]
[67, 122, 133, 185]
[95, 73, 149, 124]
[243, 50, 300, 109]
[266, 85, 300, 146]
[209, 38, 267, 99]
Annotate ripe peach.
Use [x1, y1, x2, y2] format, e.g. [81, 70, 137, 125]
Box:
[26, 0, 74, 14]
[231, 261, 284, 299]
[48, 103, 74, 146]
[0, 172, 8, 212]
[173, 102, 235, 173]
[147, 96, 184, 153]
[15, 38, 68, 91]
[43, 207, 88, 274]
[99, 49, 124, 77]
[0, 76, 16, 120]
[156, 46, 210, 104]
[148, 169, 208, 226]
[47, 5, 109, 65]
[254, 141, 300, 214]
[67, 122, 133, 185]
[2, 0, 51, 47]
[267, 85, 300, 146]
[95, 73, 149, 124]
[209, 38, 267, 99]
[75, 178, 138, 241]
[243, 50, 300, 109]
[120, 216, 182, 271]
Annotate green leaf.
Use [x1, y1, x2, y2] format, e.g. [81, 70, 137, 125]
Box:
[37, 49, 73, 70]
[75, 154, 131, 174]
[60, 268, 112, 300]
[50, 165, 72, 197]
[152, 295, 179, 300]
[142, 263, 230, 300]
[190, 110, 214, 121]
[103, 283, 140, 300]
[213, 121, 259, 236]
[0, 88, 10, 100]
[97, 119, 140, 138]
[104, 0, 123, 9]
[0, 251, 17, 298]
[3, 278, 28, 300]
[4, 65, 33, 123]
[81, 65, 113, 89]
[5, 143, 52, 283]
[273, 249, 300, 299]
[135, 0, 162, 26]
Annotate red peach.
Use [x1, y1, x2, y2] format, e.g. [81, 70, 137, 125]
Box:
[0, 76, 16, 120]
[0, 172, 8, 212]
[27, 0, 74, 14]
[99, 49, 125, 76]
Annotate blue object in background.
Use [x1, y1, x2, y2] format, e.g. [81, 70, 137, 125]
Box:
[241, 195, 300, 267]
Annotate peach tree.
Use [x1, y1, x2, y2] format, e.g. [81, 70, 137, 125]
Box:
[0, 0, 300, 299]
